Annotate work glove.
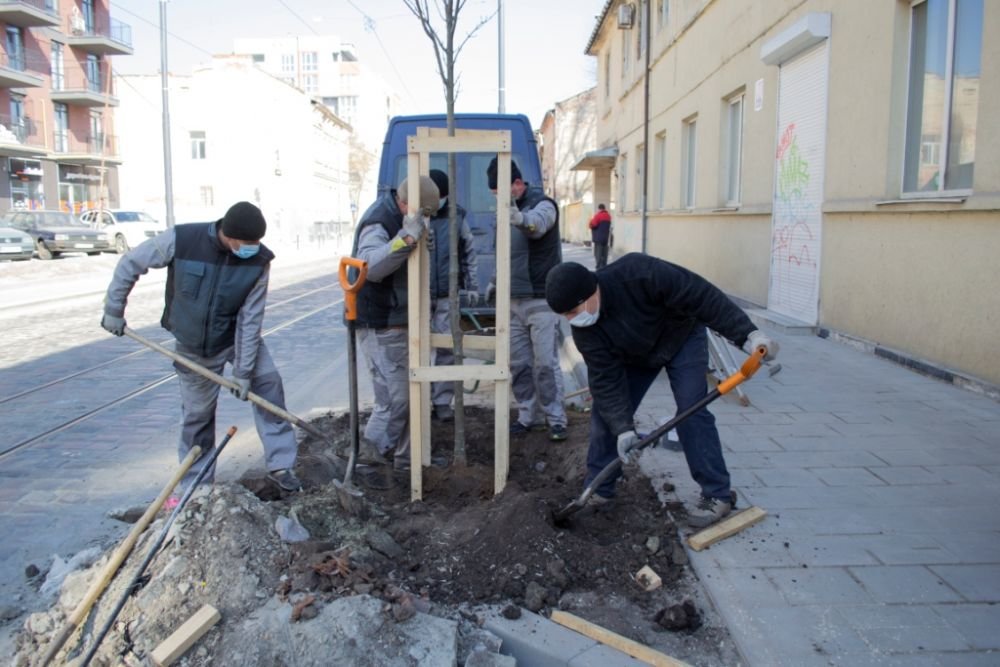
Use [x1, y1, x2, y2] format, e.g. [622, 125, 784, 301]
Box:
[746, 329, 779, 362]
[483, 281, 496, 304]
[509, 206, 536, 232]
[229, 376, 251, 401]
[616, 429, 642, 465]
[100, 312, 126, 337]
[463, 290, 480, 308]
[401, 214, 425, 244]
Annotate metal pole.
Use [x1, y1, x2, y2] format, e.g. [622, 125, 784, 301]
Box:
[497, 0, 505, 113]
[159, 0, 175, 228]
[640, 0, 651, 253]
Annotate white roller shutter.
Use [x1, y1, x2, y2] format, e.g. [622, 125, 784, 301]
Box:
[768, 41, 828, 325]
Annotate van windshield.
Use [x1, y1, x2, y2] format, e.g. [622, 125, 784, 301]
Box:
[393, 152, 530, 214]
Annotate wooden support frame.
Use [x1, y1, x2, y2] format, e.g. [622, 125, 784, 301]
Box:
[406, 128, 512, 500]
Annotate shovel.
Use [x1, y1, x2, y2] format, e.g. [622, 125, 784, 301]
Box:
[551, 347, 766, 526]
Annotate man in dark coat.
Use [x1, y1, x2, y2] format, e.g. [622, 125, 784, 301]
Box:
[588, 204, 612, 269]
[545, 255, 779, 527]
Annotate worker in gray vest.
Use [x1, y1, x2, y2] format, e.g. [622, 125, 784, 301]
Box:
[100, 202, 301, 499]
[486, 158, 568, 441]
[350, 175, 440, 470]
[427, 168, 480, 422]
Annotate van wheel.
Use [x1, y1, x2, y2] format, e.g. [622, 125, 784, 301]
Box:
[115, 234, 129, 254]
[36, 239, 55, 260]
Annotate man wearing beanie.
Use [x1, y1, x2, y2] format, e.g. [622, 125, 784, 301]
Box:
[349, 174, 440, 476]
[100, 201, 302, 497]
[427, 168, 479, 422]
[486, 157, 568, 442]
[545, 254, 779, 527]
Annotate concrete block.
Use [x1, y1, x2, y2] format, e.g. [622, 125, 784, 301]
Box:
[929, 564, 1000, 602]
[811, 467, 887, 486]
[766, 566, 874, 605]
[569, 643, 649, 666]
[485, 608, 596, 667]
[933, 603, 1000, 650]
[850, 565, 965, 603]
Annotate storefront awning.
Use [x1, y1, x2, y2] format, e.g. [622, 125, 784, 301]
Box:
[570, 147, 618, 171]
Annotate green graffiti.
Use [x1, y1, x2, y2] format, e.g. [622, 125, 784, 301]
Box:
[778, 137, 809, 201]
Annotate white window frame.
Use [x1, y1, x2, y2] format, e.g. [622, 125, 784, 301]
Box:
[654, 131, 666, 209]
[637, 0, 647, 59]
[603, 51, 610, 100]
[657, 0, 669, 29]
[190, 131, 206, 160]
[301, 51, 318, 72]
[902, 0, 980, 196]
[622, 25, 631, 80]
[723, 94, 744, 206]
[682, 118, 697, 209]
[636, 143, 645, 212]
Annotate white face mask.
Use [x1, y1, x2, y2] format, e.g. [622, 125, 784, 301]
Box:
[569, 301, 600, 328]
[439, 198, 448, 210]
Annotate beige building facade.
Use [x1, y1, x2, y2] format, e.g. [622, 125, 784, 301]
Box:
[581, 0, 999, 389]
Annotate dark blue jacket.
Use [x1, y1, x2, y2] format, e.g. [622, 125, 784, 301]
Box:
[570, 253, 756, 435]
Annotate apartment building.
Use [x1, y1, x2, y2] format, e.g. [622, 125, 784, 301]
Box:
[580, 0, 998, 388]
[0, 0, 131, 214]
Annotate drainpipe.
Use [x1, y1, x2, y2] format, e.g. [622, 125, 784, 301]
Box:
[640, 0, 651, 254]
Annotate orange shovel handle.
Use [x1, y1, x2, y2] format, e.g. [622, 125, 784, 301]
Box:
[339, 257, 368, 322]
[717, 346, 766, 395]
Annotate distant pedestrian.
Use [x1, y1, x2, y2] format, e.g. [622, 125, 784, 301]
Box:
[350, 174, 440, 471]
[100, 202, 302, 501]
[545, 255, 779, 527]
[589, 204, 612, 269]
[486, 157, 568, 441]
[427, 168, 479, 423]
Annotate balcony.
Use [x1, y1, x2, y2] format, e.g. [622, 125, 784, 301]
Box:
[64, 16, 133, 56]
[0, 0, 60, 28]
[49, 71, 118, 107]
[0, 51, 45, 88]
[0, 114, 46, 157]
[51, 132, 120, 165]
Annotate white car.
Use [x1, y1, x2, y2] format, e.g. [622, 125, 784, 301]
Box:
[81, 209, 164, 254]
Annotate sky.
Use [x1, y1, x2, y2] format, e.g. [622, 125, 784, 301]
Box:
[110, 0, 608, 128]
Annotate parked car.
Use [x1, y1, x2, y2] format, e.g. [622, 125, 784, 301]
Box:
[80, 209, 164, 254]
[0, 224, 34, 261]
[2, 209, 110, 259]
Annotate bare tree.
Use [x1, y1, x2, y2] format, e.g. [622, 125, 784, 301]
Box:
[403, 0, 495, 466]
[348, 135, 376, 225]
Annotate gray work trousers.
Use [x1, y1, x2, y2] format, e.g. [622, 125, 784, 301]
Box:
[173, 341, 297, 488]
[358, 327, 410, 459]
[431, 298, 455, 408]
[510, 298, 567, 428]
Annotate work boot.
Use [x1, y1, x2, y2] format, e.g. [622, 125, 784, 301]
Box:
[686, 492, 736, 528]
[510, 421, 546, 436]
[356, 439, 389, 466]
[432, 405, 454, 422]
[549, 424, 568, 441]
[268, 468, 302, 492]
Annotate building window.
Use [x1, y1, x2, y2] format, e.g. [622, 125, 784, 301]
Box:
[617, 153, 628, 212]
[904, 0, 982, 193]
[190, 131, 206, 160]
[303, 74, 319, 94]
[89, 111, 103, 153]
[200, 186, 214, 206]
[86, 54, 101, 92]
[281, 54, 295, 75]
[635, 143, 645, 211]
[6, 26, 24, 71]
[622, 25, 631, 80]
[637, 0, 647, 59]
[251, 53, 265, 63]
[603, 51, 610, 100]
[657, 0, 669, 29]
[682, 117, 697, 208]
[723, 94, 743, 205]
[654, 132, 666, 209]
[337, 96, 357, 124]
[53, 103, 68, 153]
[50, 41, 64, 90]
[82, 0, 94, 31]
[301, 51, 318, 72]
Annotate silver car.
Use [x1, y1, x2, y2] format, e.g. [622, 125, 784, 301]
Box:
[0, 225, 34, 261]
[3, 209, 111, 259]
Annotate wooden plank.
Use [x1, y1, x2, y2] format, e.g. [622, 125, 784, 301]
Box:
[409, 129, 511, 154]
[150, 604, 221, 666]
[687, 506, 767, 551]
[410, 365, 508, 383]
[428, 332, 495, 351]
[493, 150, 512, 495]
[407, 151, 426, 501]
[549, 610, 692, 667]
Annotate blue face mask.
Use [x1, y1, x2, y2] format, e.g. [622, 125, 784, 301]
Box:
[233, 244, 260, 259]
[439, 197, 448, 210]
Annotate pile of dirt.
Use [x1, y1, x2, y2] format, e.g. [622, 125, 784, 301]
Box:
[14, 406, 741, 666]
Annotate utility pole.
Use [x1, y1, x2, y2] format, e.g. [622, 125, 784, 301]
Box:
[497, 0, 505, 113]
[159, 0, 175, 227]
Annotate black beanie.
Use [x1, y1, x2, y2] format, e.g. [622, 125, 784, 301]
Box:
[429, 169, 449, 199]
[545, 262, 598, 314]
[486, 156, 522, 190]
[221, 201, 266, 241]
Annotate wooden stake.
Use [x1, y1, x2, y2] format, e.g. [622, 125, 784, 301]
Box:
[149, 604, 221, 666]
[687, 506, 767, 551]
[549, 610, 692, 667]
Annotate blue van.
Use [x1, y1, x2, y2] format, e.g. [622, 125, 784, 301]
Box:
[376, 113, 542, 294]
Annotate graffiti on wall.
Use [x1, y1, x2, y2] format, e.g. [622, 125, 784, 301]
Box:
[770, 122, 819, 313]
